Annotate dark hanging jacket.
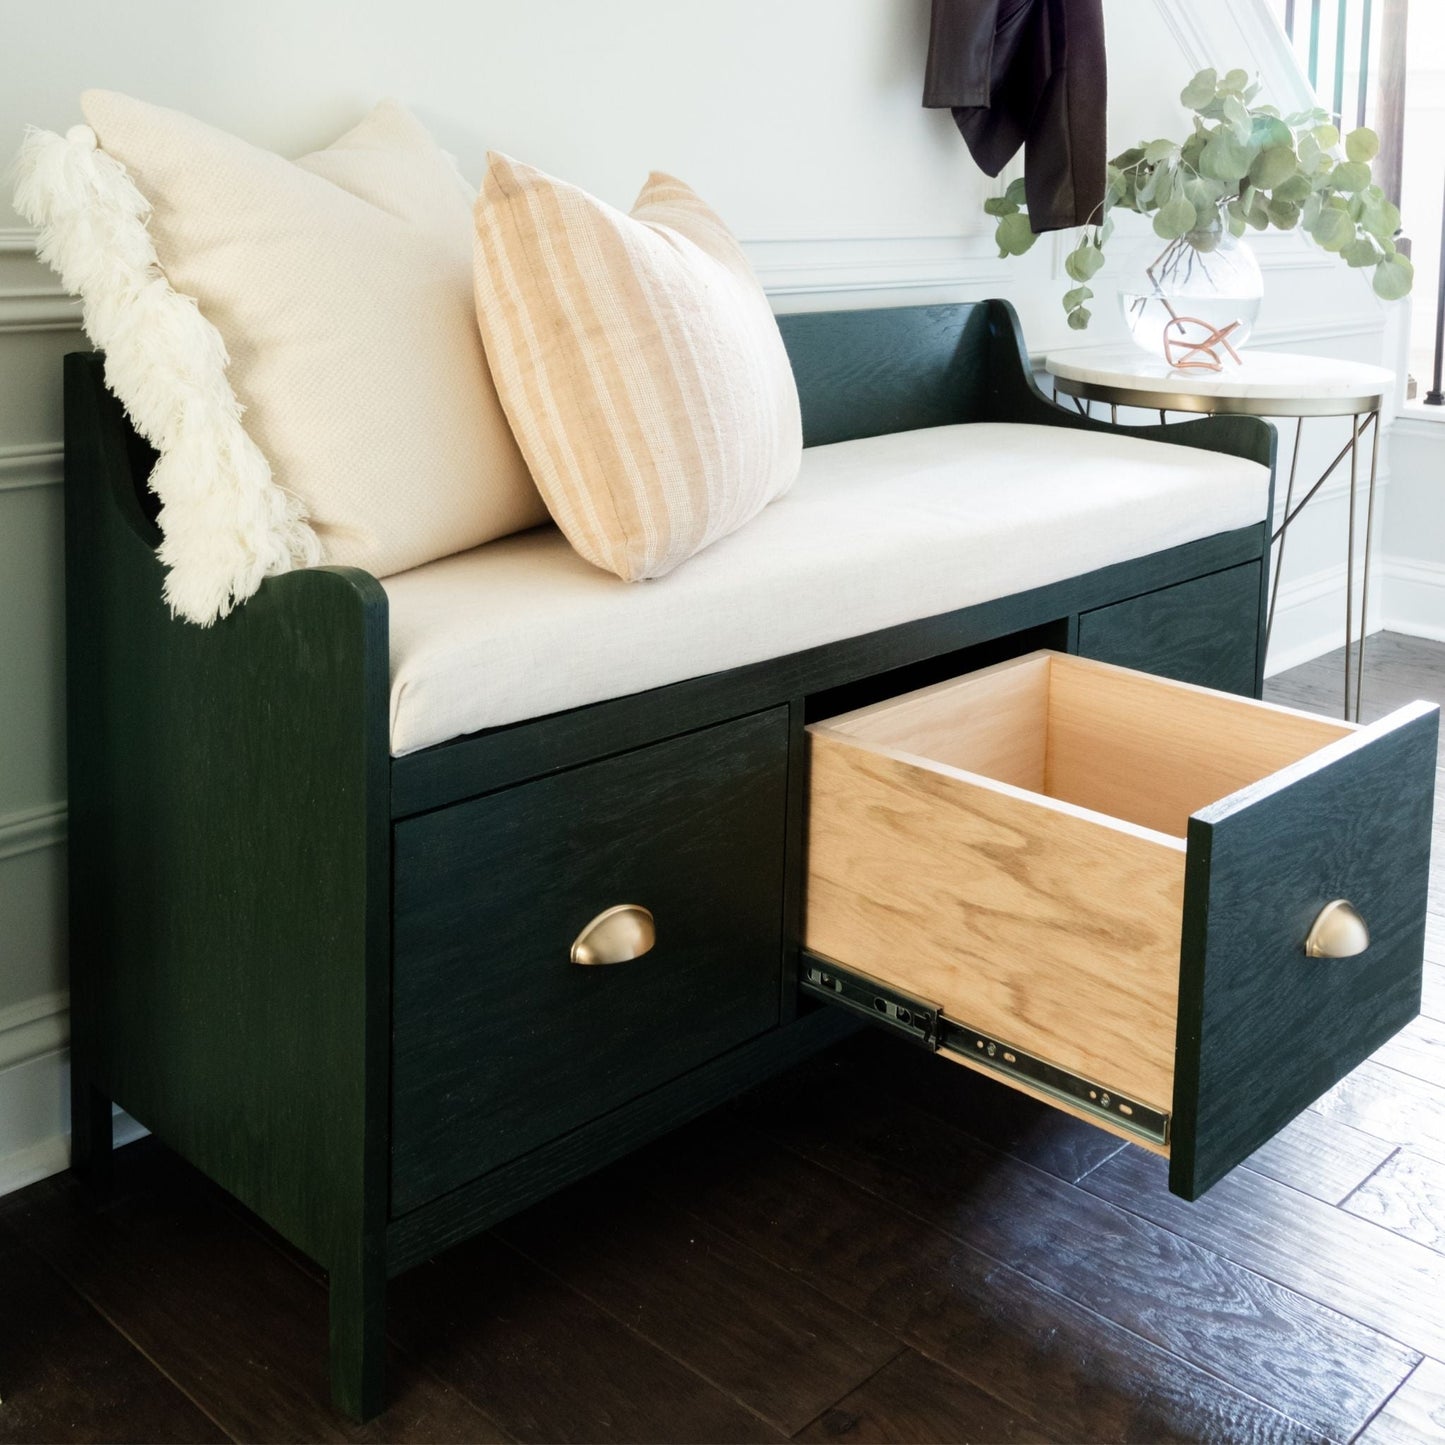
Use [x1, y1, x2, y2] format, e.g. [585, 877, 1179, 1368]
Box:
[923, 0, 1108, 233]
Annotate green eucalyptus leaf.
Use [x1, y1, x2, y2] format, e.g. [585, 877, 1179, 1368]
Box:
[1314, 122, 1341, 149]
[1249, 145, 1298, 189]
[1266, 198, 1301, 229]
[1004, 176, 1029, 204]
[1332, 160, 1371, 193]
[984, 197, 1019, 216]
[1064, 240, 1105, 281]
[1301, 191, 1323, 229]
[1153, 194, 1198, 239]
[995, 212, 1038, 257]
[1223, 95, 1253, 138]
[1272, 172, 1312, 204]
[1143, 138, 1177, 163]
[1311, 206, 1354, 250]
[1066, 306, 1093, 331]
[1250, 115, 1293, 150]
[1220, 67, 1250, 94]
[1297, 132, 1320, 167]
[1372, 252, 1414, 299]
[1181, 68, 1218, 109]
[1341, 235, 1381, 267]
[1201, 131, 1255, 182]
[1062, 285, 1094, 309]
[1345, 127, 1380, 163]
[1247, 196, 1271, 229]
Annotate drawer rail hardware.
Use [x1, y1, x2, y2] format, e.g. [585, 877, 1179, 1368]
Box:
[801, 954, 1170, 1147]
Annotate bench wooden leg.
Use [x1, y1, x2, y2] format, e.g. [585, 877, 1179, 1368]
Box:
[329, 1241, 387, 1422]
[69, 1075, 114, 1197]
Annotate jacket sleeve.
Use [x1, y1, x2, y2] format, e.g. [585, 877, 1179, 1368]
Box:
[923, 0, 1002, 108]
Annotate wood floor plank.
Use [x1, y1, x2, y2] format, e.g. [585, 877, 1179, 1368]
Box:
[1238, 1107, 1396, 1205]
[1355, 1357, 1445, 1444]
[1081, 1145, 1445, 1362]
[1341, 1150, 1445, 1253]
[800, 1033, 1126, 1185]
[387, 1232, 784, 1444]
[793, 1349, 1051, 1444]
[1371, 1015, 1445, 1089]
[0, 1229, 228, 1444]
[724, 1080, 1415, 1441]
[494, 1166, 900, 1436]
[1313, 1060, 1445, 1166]
[0, 1145, 509, 1444]
[635, 1117, 1327, 1445]
[1421, 964, 1445, 1023]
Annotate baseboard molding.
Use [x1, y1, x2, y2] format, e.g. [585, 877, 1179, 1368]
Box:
[1380, 556, 1445, 642]
[0, 1045, 146, 1198]
[1264, 553, 1445, 676]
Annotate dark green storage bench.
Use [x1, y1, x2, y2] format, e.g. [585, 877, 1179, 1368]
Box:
[62, 300, 1436, 1420]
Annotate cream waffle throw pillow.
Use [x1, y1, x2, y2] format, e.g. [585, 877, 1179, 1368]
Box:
[473, 155, 802, 582]
[18, 92, 546, 622]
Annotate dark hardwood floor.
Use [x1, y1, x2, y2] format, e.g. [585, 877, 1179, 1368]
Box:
[4, 632, 1445, 1444]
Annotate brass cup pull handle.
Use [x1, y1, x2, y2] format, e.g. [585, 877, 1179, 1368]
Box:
[1305, 899, 1370, 959]
[570, 905, 656, 966]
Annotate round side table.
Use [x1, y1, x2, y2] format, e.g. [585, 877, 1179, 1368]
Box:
[1044, 344, 1395, 722]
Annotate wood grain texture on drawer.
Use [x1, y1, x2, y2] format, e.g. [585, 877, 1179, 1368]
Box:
[392, 708, 790, 1215]
[804, 651, 1438, 1198]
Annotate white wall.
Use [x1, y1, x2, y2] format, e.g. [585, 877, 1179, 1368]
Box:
[0, 0, 1405, 1190]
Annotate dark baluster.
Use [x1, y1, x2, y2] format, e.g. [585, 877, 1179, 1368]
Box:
[1310, 0, 1323, 88]
[1426, 183, 1445, 405]
[1285, 0, 1297, 38]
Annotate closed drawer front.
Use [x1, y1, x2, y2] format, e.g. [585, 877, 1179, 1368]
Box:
[804, 651, 1437, 1199]
[1076, 562, 1262, 697]
[392, 708, 790, 1215]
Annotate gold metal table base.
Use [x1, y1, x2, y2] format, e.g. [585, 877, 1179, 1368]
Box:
[1050, 374, 1386, 723]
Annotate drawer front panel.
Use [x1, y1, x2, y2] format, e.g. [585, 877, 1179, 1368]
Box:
[1076, 562, 1261, 696]
[1172, 701, 1438, 1199]
[392, 708, 789, 1214]
[803, 651, 1436, 1197]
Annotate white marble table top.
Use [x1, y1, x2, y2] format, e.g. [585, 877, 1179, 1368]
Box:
[1044, 344, 1394, 416]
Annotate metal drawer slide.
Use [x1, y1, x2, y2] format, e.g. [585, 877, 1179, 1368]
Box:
[801, 953, 1170, 1148]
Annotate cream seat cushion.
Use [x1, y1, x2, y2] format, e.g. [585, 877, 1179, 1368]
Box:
[473, 155, 802, 581]
[383, 423, 1269, 756]
[80, 91, 547, 583]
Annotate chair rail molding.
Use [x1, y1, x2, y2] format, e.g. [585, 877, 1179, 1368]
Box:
[0, 442, 66, 493]
[0, 801, 67, 862]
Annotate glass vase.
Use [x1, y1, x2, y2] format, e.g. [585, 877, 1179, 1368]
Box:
[1119, 230, 1263, 369]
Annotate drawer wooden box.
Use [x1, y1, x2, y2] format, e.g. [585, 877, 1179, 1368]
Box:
[804, 651, 1437, 1199]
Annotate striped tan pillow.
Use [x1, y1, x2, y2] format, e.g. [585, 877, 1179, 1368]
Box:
[473, 155, 802, 581]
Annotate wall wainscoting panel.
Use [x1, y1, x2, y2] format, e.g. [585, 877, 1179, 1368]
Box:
[0, 988, 68, 1073]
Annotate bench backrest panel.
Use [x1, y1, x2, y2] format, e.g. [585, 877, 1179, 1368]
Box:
[777, 301, 993, 449]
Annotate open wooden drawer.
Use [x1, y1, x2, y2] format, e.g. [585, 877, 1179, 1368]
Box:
[803, 651, 1438, 1199]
